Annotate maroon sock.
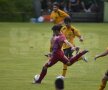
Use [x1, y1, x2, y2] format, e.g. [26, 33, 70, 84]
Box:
[70, 50, 88, 65]
[37, 67, 47, 83]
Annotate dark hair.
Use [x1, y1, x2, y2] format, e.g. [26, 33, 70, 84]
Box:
[53, 2, 59, 7]
[64, 17, 71, 24]
[52, 25, 62, 31]
[55, 78, 64, 89]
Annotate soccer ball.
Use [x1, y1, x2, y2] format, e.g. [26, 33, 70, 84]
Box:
[33, 74, 40, 83]
[56, 75, 65, 79]
[37, 16, 44, 22]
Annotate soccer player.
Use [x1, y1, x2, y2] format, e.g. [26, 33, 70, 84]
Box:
[60, 17, 87, 78]
[33, 25, 88, 84]
[45, 2, 71, 57]
[50, 2, 70, 25]
[94, 48, 108, 90]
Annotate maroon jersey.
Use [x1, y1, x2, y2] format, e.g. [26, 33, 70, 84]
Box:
[52, 33, 66, 53]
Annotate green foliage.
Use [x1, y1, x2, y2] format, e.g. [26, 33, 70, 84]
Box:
[104, 0, 108, 2]
[0, 0, 34, 22]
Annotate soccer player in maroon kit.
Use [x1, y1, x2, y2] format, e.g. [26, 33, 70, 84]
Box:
[33, 25, 88, 84]
[94, 48, 108, 90]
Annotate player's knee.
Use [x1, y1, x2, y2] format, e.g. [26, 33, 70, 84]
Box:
[43, 66, 48, 70]
[44, 62, 50, 68]
[103, 75, 108, 81]
[103, 70, 108, 81]
[66, 62, 71, 66]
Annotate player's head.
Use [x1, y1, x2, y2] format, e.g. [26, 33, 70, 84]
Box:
[52, 25, 62, 35]
[64, 17, 71, 27]
[55, 78, 64, 90]
[53, 2, 59, 11]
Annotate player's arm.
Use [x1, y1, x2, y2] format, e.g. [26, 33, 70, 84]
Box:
[61, 11, 70, 18]
[78, 35, 83, 42]
[50, 36, 54, 52]
[94, 49, 108, 60]
[64, 39, 76, 50]
[57, 10, 70, 25]
[45, 36, 54, 58]
[73, 27, 83, 42]
[50, 12, 56, 23]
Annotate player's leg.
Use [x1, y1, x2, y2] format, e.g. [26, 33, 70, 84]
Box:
[35, 65, 48, 83]
[75, 47, 88, 62]
[76, 55, 88, 62]
[99, 70, 108, 90]
[68, 50, 88, 65]
[62, 48, 69, 77]
[35, 56, 58, 83]
[62, 64, 67, 77]
[61, 50, 88, 68]
[62, 48, 73, 77]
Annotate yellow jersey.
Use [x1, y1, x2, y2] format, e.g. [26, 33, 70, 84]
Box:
[61, 25, 81, 49]
[50, 9, 69, 24]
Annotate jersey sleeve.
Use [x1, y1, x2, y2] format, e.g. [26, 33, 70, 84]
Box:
[72, 26, 81, 37]
[59, 9, 69, 17]
[50, 11, 55, 20]
[61, 35, 66, 42]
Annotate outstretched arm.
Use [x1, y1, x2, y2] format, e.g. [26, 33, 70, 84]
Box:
[94, 50, 108, 60]
[78, 35, 84, 42]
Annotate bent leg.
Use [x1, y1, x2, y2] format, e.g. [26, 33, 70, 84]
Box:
[62, 64, 68, 77]
[36, 66, 48, 83]
[62, 48, 71, 77]
[36, 56, 58, 83]
[99, 70, 108, 90]
[69, 50, 88, 65]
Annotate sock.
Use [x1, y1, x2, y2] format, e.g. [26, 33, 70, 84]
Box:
[99, 79, 107, 90]
[70, 50, 88, 65]
[37, 67, 47, 83]
[62, 64, 67, 77]
[78, 57, 82, 61]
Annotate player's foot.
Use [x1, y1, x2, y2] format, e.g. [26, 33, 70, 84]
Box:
[32, 79, 41, 84]
[35, 81, 41, 84]
[80, 50, 89, 55]
[56, 75, 65, 79]
[32, 75, 41, 84]
[82, 56, 88, 62]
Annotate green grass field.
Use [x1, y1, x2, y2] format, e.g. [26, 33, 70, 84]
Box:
[0, 22, 108, 90]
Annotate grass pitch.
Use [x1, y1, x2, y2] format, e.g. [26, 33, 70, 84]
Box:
[0, 22, 108, 90]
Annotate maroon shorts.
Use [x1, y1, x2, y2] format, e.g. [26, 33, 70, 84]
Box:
[45, 50, 69, 67]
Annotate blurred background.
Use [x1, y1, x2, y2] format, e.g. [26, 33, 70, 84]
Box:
[0, 0, 108, 22]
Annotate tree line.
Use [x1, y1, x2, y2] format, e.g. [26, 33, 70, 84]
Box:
[0, 0, 35, 22]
